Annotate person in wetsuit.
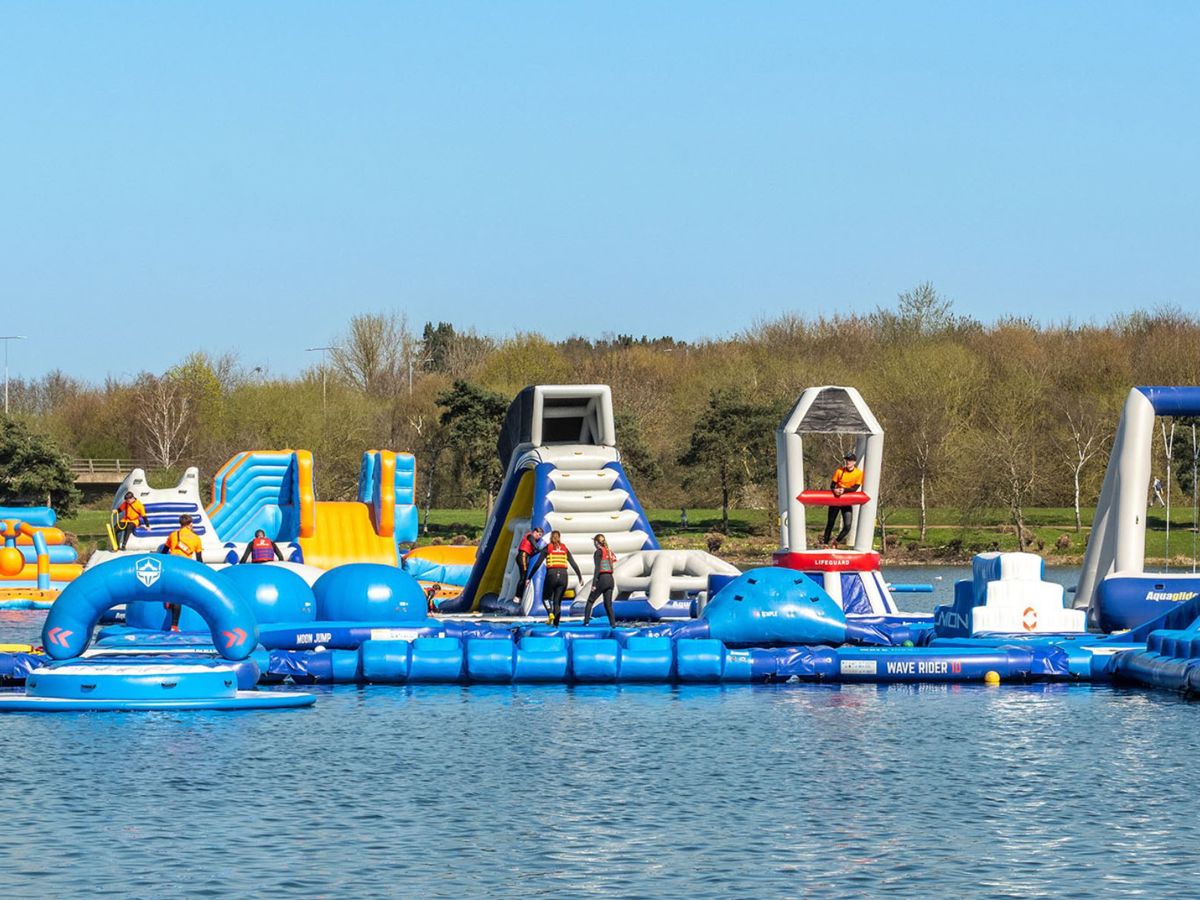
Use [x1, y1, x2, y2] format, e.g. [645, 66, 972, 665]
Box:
[510, 526, 545, 606]
[531, 530, 582, 626]
[239, 529, 284, 564]
[162, 514, 204, 631]
[584, 533, 618, 628]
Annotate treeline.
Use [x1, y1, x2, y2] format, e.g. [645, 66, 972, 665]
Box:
[9, 285, 1200, 545]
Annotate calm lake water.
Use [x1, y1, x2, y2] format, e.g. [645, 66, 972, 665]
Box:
[2, 565, 1197, 898]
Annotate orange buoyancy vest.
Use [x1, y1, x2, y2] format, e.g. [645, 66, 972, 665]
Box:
[545, 542, 570, 569]
[250, 535, 275, 562]
[832, 466, 864, 490]
[119, 499, 146, 526]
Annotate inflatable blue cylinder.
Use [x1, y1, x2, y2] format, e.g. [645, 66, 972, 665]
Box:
[514, 637, 568, 683]
[43, 555, 258, 660]
[703, 567, 847, 646]
[408, 637, 464, 682]
[463, 643, 516, 681]
[676, 639, 726, 682]
[219, 565, 316, 624]
[466, 638, 516, 683]
[571, 639, 620, 682]
[313, 564, 429, 622]
[618, 637, 674, 682]
[361, 640, 411, 683]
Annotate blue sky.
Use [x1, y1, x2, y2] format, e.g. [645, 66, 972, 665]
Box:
[1, 3, 1196, 381]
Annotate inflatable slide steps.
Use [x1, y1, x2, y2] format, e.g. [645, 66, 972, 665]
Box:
[536, 450, 657, 578]
[1111, 628, 1200, 694]
[208, 450, 312, 543]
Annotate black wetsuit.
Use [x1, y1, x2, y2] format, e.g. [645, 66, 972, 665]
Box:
[533, 542, 582, 626]
[585, 548, 617, 627]
[512, 532, 541, 603]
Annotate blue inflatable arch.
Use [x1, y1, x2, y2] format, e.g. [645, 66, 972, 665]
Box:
[42, 554, 259, 661]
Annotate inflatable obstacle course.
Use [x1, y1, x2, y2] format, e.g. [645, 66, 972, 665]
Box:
[1077, 387, 1200, 630]
[100, 448, 418, 571]
[449, 385, 733, 614]
[0, 507, 83, 607]
[0, 554, 313, 713]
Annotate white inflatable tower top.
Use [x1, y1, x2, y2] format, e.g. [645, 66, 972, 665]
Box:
[775, 386, 884, 554]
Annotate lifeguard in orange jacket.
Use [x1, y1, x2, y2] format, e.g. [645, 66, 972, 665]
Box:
[115, 491, 148, 551]
[584, 534, 618, 628]
[821, 451, 864, 547]
[240, 529, 283, 564]
[529, 530, 582, 626]
[162, 514, 204, 630]
[509, 526, 545, 607]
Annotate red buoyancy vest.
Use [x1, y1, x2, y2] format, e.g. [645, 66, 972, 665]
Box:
[596, 547, 616, 574]
[251, 536, 275, 562]
[519, 532, 539, 555]
[545, 542, 570, 568]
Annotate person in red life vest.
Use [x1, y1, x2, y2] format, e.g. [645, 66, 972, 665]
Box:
[821, 451, 864, 548]
[162, 514, 204, 630]
[530, 530, 582, 626]
[584, 533, 618, 628]
[509, 526, 545, 606]
[115, 491, 148, 551]
[239, 529, 284, 564]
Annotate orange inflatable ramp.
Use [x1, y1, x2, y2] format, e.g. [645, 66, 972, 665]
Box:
[297, 502, 399, 570]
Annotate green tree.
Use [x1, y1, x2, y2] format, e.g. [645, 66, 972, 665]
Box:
[437, 380, 509, 506]
[0, 417, 81, 517]
[677, 391, 777, 532]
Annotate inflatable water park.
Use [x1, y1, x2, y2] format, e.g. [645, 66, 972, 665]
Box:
[4, 382, 1200, 712]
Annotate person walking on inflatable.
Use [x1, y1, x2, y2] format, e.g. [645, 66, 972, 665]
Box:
[239, 529, 284, 564]
[162, 514, 204, 630]
[509, 525, 545, 607]
[584, 533, 619, 628]
[821, 451, 863, 548]
[114, 491, 148, 551]
[531, 530, 582, 626]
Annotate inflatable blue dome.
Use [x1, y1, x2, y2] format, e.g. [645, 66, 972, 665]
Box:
[702, 567, 847, 646]
[313, 564, 428, 622]
[219, 564, 316, 624]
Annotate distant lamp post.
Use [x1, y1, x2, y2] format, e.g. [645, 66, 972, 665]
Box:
[0, 336, 26, 416]
[305, 346, 334, 419]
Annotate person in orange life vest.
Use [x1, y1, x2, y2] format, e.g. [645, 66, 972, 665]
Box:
[821, 451, 864, 547]
[239, 529, 283, 564]
[115, 491, 148, 551]
[162, 514, 204, 630]
[584, 534, 618, 628]
[509, 526, 545, 605]
[530, 530, 582, 626]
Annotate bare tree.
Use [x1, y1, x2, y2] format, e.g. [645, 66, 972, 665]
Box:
[135, 375, 193, 469]
[332, 312, 415, 396]
[1061, 405, 1111, 532]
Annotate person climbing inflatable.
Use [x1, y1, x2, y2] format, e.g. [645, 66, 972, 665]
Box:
[240, 529, 284, 564]
[584, 534, 618, 628]
[532, 530, 581, 626]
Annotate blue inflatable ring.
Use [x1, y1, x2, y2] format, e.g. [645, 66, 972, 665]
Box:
[42, 555, 259, 661]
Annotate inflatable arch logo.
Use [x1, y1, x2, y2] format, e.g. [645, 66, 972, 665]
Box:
[136, 558, 163, 588]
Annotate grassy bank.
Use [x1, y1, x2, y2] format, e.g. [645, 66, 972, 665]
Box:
[413, 506, 1200, 567]
[57, 504, 1200, 567]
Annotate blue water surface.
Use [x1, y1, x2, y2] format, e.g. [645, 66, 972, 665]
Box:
[1, 567, 1198, 898]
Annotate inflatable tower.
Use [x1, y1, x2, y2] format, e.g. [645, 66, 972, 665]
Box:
[773, 386, 897, 616]
[447, 385, 659, 613]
